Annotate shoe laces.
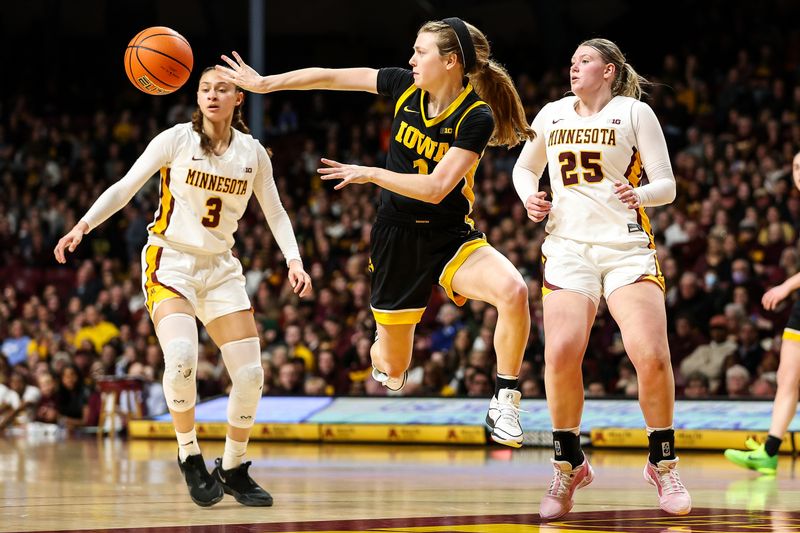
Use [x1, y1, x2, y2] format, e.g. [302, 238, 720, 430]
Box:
[654, 461, 686, 496]
[548, 462, 578, 498]
[496, 397, 527, 425]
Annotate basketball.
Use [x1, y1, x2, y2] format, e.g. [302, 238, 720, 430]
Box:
[124, 26, 193, 95]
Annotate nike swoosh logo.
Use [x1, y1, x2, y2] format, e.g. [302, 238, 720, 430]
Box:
[192, 156, 204, 161]
[404, 106, 419, 114]
[552, 119, 564, 124]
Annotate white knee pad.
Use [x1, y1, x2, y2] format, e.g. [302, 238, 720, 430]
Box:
[156, 313, 198, 413]
[222, 337, 263, 429]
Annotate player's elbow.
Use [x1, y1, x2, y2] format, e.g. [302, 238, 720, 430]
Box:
[428, 190, 446, 204]
[666, 182, 677, 203]
[427, 173, 459, 204]
[427, 184, 451, 204]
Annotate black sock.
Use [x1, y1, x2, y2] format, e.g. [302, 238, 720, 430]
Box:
[552, 431, 584, 468]
[648, 429, 676, 464]
[765, 435, 782, 457]
[495, 375, 519, 397]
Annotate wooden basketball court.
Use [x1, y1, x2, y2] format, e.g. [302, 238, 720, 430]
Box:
[1, 437, 799, 532]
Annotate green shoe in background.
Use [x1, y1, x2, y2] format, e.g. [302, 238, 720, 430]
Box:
[724, 438, 778, 475]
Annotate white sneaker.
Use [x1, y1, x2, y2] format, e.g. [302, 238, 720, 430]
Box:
[485, 388, 523, 448]
[371, 367, 407, 391]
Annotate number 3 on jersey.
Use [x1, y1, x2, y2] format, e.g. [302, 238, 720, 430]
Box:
[202, 197, 222, 227]
[558, 151, 603, 186]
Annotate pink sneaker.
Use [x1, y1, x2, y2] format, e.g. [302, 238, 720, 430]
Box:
[643, 458, 692, 515]
[539, 458, 594, 520]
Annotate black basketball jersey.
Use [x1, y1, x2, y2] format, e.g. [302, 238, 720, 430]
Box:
[376, 67, 494, 225]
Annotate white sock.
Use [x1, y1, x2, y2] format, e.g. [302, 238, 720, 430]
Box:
[222, 436, 248, 470]
[553, 426, 581, 436]
[176, 428, 201, 462]
[646, 425, 673, 436]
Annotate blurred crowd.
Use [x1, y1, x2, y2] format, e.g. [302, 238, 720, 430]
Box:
[1, 40, 800, 433]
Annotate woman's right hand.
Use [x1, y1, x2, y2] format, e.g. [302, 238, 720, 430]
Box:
[216, 51, 268, 93]
[525, 191, 552, 223]
[54, 221, 89, 264]
[762, 283, 791, 311]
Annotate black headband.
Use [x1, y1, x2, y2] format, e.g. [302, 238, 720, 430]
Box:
[442, 17, 476, 74]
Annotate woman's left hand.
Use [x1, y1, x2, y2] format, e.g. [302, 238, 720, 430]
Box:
[318, 158, 374, 190]
[613, 180, 641, 209]
[288, 260, 312, 298]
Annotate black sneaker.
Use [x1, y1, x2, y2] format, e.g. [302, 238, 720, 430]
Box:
[177, 453, 224, 507]
[212, 458, 274, 507]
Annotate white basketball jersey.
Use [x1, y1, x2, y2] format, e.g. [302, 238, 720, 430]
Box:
[538, 95, 654, 246]
[147, 123, 265, 254]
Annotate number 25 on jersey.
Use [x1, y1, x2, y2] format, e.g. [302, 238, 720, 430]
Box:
[558, 150, 604, 186]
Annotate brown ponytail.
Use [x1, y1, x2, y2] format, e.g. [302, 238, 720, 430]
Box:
[419, 21, 534, 148]
[192, 66, 249, 156]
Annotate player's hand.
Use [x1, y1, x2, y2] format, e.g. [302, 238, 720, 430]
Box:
[288, 260, 312, 298]
[614, 180, 641, 209]
[762, 284, 791, 311]
[216, 51, 267, 93]
[318, 158, 374, 190]
[525, 191, 551, 222]
[54, 222, 89, 264]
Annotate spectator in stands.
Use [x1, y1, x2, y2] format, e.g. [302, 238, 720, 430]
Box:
[72, 305, 119, 354]
[1, 320, 31, 366]
[734, 320, 765, 375]
[750, 372, 778, 399]
[316, 347, 350, 395]
[56, 364, 89, 431]
[276, 361, 303, 395]
[725, 364, 751, 398]
[585, 381, 606, 398]
[679, 314, 737, 393]
[668, 314, 707, 369]
[682, 373, 710, 399]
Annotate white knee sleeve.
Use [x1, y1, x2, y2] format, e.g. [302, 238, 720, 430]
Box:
[222, 337, 263, 429]
[156, 313, 198, 413]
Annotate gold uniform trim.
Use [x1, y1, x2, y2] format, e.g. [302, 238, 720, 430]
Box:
[151, 167, 174, 235]
[438, 238, 490, 306]
[455, 100, 488, 137]
[637, 274, 666, 293]
[783, 328, 800, 342]
[394, 83, 418, 117]
[455, 100, 488, 216]
[624, 148, 656, 250]
[143, 245, 182, 314]
[420, 84, 474, 127]
[371, 306, 426, 326]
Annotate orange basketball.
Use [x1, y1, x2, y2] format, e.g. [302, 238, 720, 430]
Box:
[124, 26, 193, 95]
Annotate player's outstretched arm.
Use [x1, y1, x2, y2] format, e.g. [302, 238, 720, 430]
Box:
[216, 51, 378, 94]
[54, 221, 90, 264]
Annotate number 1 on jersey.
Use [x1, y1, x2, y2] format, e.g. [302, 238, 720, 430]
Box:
[202, 197, 222, 227]
[413, 159, 429, 175]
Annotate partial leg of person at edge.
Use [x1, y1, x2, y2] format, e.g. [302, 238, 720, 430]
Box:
[725, 271, 800, 475]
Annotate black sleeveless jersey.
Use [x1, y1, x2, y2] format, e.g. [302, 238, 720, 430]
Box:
[376, 67, 494, 225]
